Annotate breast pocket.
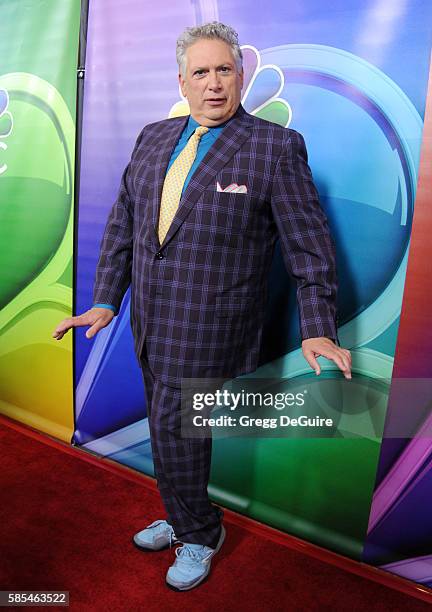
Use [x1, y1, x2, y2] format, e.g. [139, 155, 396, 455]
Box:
[201, 189, 254, 233]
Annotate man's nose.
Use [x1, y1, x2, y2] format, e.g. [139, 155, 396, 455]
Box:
[207, 70, 222, 90]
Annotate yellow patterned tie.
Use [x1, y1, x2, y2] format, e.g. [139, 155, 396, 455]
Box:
[158, 125, 209, 245]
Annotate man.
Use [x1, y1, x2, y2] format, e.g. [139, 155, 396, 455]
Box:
[53, 22, 352, 591]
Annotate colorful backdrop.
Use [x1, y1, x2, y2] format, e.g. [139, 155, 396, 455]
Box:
[363, 63, 432, 586]
[0, 0, 80, 441]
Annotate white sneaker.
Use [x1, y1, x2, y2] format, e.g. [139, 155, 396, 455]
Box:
[166, 525, 226, 590]
[133, 519, 178, 551]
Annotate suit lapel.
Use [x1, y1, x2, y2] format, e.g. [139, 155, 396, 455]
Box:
[155, 104, 253, 249]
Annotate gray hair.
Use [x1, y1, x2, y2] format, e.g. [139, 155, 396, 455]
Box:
[176, 22, 243, 78]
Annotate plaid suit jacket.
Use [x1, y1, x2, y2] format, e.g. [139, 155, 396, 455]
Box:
[93, 103, 339, 386]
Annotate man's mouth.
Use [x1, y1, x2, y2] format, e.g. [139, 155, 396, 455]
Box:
[206, 98, 226, 105]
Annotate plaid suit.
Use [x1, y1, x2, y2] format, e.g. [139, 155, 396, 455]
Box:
[93, 103, 339, 544]
[94, 103, 339, 386]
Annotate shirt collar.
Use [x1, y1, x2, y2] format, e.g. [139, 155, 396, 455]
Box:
[186, 113, 230, 140]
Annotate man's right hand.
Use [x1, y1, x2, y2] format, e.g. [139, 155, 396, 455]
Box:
[52, 307, 115, 341]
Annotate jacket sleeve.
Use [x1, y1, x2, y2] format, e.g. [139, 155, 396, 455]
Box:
[92, 128, 145, 312]
[270, 129, 340, 345]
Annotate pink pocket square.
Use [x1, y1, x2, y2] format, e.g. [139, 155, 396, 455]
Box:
[216, 181, 248, 194]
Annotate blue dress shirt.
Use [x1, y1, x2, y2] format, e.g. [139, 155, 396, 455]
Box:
[94, 114, 228, 314]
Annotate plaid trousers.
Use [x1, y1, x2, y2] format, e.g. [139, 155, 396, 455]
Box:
[139, 341, 223, 548]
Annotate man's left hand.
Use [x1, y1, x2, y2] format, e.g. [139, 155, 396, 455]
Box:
[302, 337, 352, 379]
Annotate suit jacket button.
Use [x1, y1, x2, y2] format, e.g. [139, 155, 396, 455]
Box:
[155, 251, 164, 260]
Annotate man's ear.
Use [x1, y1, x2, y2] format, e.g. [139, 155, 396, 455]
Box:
[179, 72, 186, 97]
[239, 67, 244, 90]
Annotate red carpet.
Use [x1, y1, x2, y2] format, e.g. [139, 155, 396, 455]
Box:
[1, 417, 431, 611]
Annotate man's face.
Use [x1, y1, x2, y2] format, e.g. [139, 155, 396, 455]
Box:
[179, 38, 244, 127]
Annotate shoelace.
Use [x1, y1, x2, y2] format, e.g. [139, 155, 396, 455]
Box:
[169, 529, 178, 549]
[147, 520, 178, 549]
[175, 544, 212, 564]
